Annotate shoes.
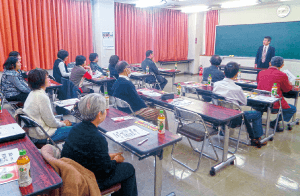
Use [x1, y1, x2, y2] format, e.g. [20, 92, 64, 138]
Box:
[251, 137, 267, 148]
[270, 122, 284, 132]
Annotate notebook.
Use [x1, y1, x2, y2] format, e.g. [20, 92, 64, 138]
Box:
[0, 123, 26, 143]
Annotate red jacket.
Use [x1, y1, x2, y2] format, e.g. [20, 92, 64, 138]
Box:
[257, 67, 292, 109]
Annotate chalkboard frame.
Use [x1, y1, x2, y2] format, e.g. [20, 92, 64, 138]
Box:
[214, 21, 300, 60]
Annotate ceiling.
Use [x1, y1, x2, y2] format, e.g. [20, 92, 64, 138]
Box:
[114, 0, 296, 10]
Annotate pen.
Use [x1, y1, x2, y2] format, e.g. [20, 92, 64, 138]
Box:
[138, 138, 148, 146]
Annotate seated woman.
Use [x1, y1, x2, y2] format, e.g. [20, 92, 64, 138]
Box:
[1, 57, 31, 102]
[61, 93, 138, 196]
[23, 68, 72, 143]
[70, 55, 94, 93]
[108, 55, 120, 79]
[89, 53, 105, 75]
[53, 49, 70, 83]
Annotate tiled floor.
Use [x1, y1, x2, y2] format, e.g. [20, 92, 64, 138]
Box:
[5, 73, 300, 196]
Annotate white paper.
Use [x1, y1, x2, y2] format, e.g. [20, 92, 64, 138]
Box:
[106, 125, 149, 143]
[53, 98, 80, 107]
[138, 89, 161, 97]
[282, 69, 296, 83]
[250, 95, 279, 103]
[92, 70, 102, 78]
[170, 98, 193, 106]
[131, 72, 146, 76]
[0, 148, 19, 167]
[111, 116, 135, 122]
[0, 123, 25, 138]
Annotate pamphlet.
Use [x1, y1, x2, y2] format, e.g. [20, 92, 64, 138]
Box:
[53, 98, 80, 107]
[0, 148, 19, 167]
[106, 125, 149, 143]
[282, 69, 296, 83]
[0, 163, 19, 185]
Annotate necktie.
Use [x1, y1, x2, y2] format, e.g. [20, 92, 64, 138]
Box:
[262, 46, 267, 63]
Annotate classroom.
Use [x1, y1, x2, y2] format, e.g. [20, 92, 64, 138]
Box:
[0, 0, 300, 195]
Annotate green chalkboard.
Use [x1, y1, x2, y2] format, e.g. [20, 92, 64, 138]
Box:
[215, 21, 300, 60]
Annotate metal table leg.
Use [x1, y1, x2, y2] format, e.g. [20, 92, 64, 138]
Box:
[292, 93, 299, 121]
[172, 73, 175, 92]
[260, 106, 274, 143]
[154, 150, 163, 196]
[210, 125, 236, 176]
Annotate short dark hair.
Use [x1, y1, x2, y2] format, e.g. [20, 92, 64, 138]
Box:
[9, 51, 20, 57]
[264, 36, 272, 42]
[89, 53, 98, 62]
[115, 61, 129, 74]
[210, 55, 222, 66]
[109, 55, 119, 66]
[75, 55, 86, 66]
[57, 50, 69, 60]
[28, 68, 49, 90]
[3, 57, 19, 70]
[224, 62, 240, 78]
[146, 50, 153, 58]
[271, 56, 284, 67]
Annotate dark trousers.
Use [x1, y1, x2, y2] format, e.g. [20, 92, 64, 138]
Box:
[6, 92, 29, 103]
[156, 75, 168, 90]
[271, 104, 297, 125]
[97, 162, 138, 196]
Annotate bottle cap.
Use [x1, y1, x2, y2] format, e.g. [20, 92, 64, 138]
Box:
[297, 75, 299, 77]
[274, 83, 277, 85]
[239, 69, 241, 71]
[19, 149, 26, 156]
[159, 110, 164, 114]
[104, 91, 108, 95]
[178, 83, 181, 86]
[209, 74, 211, 76]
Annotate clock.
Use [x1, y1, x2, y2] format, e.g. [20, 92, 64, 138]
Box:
[277, 5, 290, 18]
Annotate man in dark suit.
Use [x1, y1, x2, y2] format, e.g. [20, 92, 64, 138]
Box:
[255, 36, 275, 69]
[202, 55, 225, 83]
[141, 50, 168, 90]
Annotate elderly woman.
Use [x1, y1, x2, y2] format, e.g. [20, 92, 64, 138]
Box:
[23, 69, 72, 143]
[108, 55, 120, 79]
[61, 93, 137, 196]
[1, 56, 31, 102]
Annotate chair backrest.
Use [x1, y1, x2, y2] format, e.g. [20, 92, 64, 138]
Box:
[113, 97, 135, 116]
[174, 106, 206, 127]
[48, 75, 56, 82]
[17, 114, 62, 152]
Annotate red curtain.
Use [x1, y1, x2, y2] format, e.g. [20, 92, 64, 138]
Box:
[153, 9, 188, 62]
[0, 0, 93, 71]
[115, 3, 188, 64]
[205, 10, 218, 56]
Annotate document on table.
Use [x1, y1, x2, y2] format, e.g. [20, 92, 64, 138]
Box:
[106, 125, 149, 143]
[53, 98, 80, 107]
[250, 95, 279, 103]
[138, 89, 161, 97]
[131, 72, 146, 76]
[0, 123, 25, 143]
[170, 98, 193, 106]
[282, 69, 296, 83]
[0, 148, 19, 167]
[92, 71, 103, 78]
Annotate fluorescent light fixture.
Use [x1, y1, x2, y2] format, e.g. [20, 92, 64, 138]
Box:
[135, 0, 166, 8]
[181, 5, 208, 13]
[221, 0, 259, 9]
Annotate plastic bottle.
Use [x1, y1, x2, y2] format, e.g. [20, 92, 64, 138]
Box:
[199, 65, 203, 76]
[177, 83, 182, 97]
[208, 74, 212, 86]
[107, 68, 110, 78]
[104, 91, 109, 110]
[0, 93, 3, 113]
[146, 66, 149, 74]
[175, 63, 178, 70]
[295, 75, 300, 87]
[271, 83, 278, 97]
[237, 69, 242, 80]
[157, 110, 165, 134]
[17, 149, 32, 187]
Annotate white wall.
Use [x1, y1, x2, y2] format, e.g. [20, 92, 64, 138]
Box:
[92, 0, 115, 68]
[198, 1, 300, 76]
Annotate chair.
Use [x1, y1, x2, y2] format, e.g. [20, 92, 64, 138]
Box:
[16, 114, 63, 152]
[171, 107, 219, 172]
[145, 73, 162, 90]
[0, 81, 23, 112]
[41, 144, 121, 196]
[112, 97, 136, 116]
[211, 93, 246, 151]
[250, 89, 284, 131]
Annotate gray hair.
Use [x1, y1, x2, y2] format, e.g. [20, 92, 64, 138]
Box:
[271, 56, 284, 67]
[78, 93, 106, 121]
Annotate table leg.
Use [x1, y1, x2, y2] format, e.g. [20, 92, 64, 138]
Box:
[260, 106, 273, 143]
[172, 74, 175, 92]
[210, 125, 236, 175]
[292, 93, 299, 121]
[104, 83, 107, 95]
[154, 150, 163, 196]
